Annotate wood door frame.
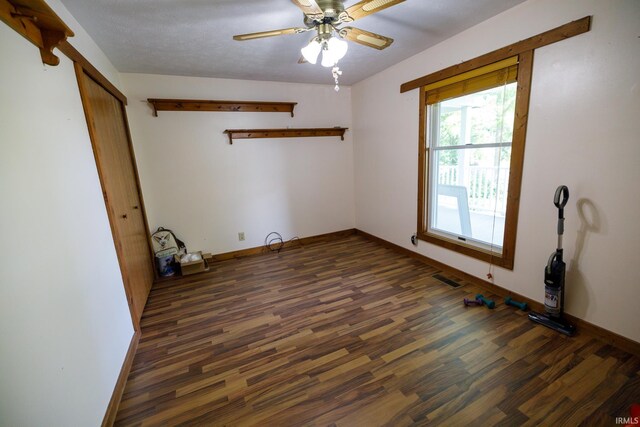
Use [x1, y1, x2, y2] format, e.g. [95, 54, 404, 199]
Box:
[69, 54, 155, 330]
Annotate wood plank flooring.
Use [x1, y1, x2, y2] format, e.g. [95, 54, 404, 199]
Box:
[115, 234, 640, 426]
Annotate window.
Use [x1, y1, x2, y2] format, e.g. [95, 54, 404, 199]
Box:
[417, 53, 534, 269]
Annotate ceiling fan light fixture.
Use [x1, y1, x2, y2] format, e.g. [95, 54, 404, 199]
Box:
[301, 38, 322, 64]
[321, 36, 348, 67]
[321, 46, 335, 68]
[234, 0, 404, 87]
[328, 36, 348, 61]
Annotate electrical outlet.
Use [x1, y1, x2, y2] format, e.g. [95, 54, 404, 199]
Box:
[238, 232, 245, 241]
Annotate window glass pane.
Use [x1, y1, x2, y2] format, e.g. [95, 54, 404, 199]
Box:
[430, 147, 511, 249]
[433, 83, 516, 147]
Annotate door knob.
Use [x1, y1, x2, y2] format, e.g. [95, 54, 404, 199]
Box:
[122, 214, 128, 219]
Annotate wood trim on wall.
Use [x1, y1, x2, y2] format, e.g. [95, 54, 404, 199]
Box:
[200, 229, 356, 263]
[223, 128, 348, 145]
[355, 229, 640, 358]
[0, 0, 74, 66]
[58, 40, 127, 104]
[154, 229, 358, 284]
[147, 99, 297, 117]
[501, 49, 534, 268]
[101, 331, 140, 427]
[400, 16, 591, 93]
[416, 232, 510, 268]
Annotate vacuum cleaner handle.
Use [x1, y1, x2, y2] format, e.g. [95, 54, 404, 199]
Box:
[554, 185, 569, 237]
[554, 185, 569, 210]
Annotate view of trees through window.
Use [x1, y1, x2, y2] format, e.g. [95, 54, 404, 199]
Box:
[429, 82, 516, 249]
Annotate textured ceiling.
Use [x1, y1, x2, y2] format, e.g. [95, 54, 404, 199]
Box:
[58, 0, 526, 86]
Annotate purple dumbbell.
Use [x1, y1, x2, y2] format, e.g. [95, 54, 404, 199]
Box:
[463, 297, 484, 307]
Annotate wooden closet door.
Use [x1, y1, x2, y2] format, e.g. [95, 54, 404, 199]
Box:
[75, 64, 154, 328]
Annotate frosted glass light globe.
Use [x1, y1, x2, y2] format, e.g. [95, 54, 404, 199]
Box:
[300, 39, 321, 64]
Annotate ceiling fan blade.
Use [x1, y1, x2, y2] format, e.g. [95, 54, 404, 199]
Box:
[340, 27, 394, 50]
[290, 0, 325, 20]
[233, 27, 307, 41]
[298, 55, 308, 64]
[344, 0, 405, 21]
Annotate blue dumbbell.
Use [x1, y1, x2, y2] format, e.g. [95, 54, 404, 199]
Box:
[475, 294, 496, 309]
[505, 296, 528, 311]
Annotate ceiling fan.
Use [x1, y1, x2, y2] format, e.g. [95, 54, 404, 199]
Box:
[233, 0, 405, 90]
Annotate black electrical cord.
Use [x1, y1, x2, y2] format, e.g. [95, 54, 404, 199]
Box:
[265, 232, 284, 252]
[264, 232, 302, 253]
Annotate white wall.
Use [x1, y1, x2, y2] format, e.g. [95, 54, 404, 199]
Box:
[0, 0, 134, 425]
[122, 74, 355, 254]
[352, 0, 640, 342]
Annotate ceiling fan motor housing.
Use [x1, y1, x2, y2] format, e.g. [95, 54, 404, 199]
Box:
[304, 0, 347, 26]
[316, 23, 334, 40]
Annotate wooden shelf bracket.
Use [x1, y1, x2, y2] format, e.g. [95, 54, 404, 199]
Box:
[0, 0, 74, 66]
[147, 99, 298, 117]
[223, 128, 348, 145]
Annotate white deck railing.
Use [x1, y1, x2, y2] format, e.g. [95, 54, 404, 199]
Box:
[438, 166, 510, 214]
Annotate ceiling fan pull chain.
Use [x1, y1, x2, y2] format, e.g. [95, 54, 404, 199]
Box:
[332, 66, 342, 92]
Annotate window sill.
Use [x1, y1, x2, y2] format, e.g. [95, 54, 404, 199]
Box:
[417, 231, 514, 270]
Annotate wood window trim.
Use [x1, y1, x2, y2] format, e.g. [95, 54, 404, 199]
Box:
[413, 17, 592, 270]
[401, 16, 591, 94]
[224, 128, 348, 145]
[417, 50, 533, 269]
[424, 59, 518, 104]
[147, 99, 297, 117]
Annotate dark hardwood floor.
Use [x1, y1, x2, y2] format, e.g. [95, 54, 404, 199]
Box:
[115, 234, 640, 426]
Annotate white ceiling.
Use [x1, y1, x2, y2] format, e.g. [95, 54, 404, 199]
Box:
[59, 0, 526, 86]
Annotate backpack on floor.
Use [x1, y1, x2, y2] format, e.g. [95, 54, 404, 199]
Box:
[151, 227, 186, 257]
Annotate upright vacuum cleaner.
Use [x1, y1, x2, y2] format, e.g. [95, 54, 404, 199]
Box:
[529, 185, 576, 336]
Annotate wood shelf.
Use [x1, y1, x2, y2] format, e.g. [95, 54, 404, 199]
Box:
[0, 0, 74, 66]
[147, 99, 297, 117]
[223, 128, 348, 145]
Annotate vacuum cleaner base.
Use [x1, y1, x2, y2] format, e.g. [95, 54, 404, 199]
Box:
[529, 311, 576, 336]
